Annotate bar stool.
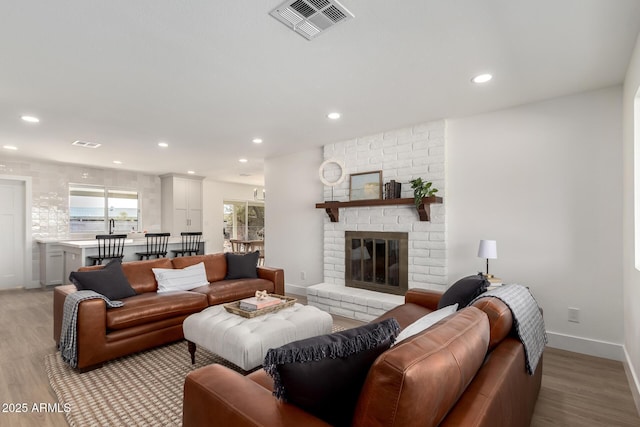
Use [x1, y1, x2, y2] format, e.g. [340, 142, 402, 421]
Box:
[171, 232, 202, 257]
[87, 234, 127, 265]
[135, 233, 170, 260]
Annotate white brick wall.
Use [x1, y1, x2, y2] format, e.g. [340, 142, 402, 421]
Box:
[322, 120, 447, 291]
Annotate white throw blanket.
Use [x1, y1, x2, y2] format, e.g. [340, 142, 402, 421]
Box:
[58, 291, 124, 368]
[470, 284, 547, 375]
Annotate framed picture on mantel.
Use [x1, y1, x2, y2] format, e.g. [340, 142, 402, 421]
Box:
[349, 171, 382, 201]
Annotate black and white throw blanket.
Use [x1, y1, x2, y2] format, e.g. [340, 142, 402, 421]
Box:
[470, 284, 547, 375]
[58, 290, 124, 368]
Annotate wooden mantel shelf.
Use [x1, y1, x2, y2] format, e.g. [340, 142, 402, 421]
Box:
[315, 196, 443, 222]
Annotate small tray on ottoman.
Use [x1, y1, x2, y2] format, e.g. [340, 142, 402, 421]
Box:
[224, 294, 297, 318]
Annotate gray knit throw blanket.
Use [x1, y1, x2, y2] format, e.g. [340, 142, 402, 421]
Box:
[470, 284, 547, 375]
[58, 291, 124, 368]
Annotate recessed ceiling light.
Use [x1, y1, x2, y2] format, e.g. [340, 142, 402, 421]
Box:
[187, 170, 196, 174]
[113, 160, 122, 165]
[252, 138, 263, 144]
[239, 158, 248, 163]
[327, 112, 341, 120]
[472, 74, 493, 84]
[21, 115, 40, 123]
[3, 145, 18, 150]
[158, 142, 169, 148]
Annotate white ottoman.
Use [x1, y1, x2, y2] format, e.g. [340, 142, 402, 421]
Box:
[183, 303, 333, 371]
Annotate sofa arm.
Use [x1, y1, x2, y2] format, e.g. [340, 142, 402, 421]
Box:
[183, 365, 331, 427]
[404, 288, 442, 311]
[258, 266, 285, 295]
[53, 285, 77, 343]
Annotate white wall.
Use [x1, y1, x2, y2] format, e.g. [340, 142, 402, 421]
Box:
[448, 86, 624, 359]
[202, 180, 263, 254]
[623, 33, 640, 411]
[264, 149, 324, 294]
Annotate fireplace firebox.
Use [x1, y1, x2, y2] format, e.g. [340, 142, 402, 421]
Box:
[345, 231, 408, 295]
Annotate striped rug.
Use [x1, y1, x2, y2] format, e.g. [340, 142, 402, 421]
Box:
[45, 325, 345, 426]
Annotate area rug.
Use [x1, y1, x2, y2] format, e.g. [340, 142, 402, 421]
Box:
[45, 326, 345, 427]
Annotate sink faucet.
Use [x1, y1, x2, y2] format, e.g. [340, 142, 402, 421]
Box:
[109, 219, 115, 234]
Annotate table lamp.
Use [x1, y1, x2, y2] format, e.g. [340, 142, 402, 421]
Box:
[477, 240, 497, 278]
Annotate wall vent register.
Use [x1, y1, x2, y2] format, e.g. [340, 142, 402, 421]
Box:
[269, 0, 354, 40]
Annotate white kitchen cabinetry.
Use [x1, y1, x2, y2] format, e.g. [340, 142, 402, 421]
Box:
[161, 174, 203, 236]
[37, 241, 64, 286]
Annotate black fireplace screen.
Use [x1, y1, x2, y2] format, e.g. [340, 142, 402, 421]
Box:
[345, 231, 408, 295]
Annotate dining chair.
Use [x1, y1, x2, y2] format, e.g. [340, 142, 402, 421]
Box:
[171, 232, 203, 257]
[87, 234, 127, 265]
[135, 232, 170, 260]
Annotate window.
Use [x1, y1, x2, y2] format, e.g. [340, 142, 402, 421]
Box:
[223, 200, 264, 251]
[69, 185, 139, 234]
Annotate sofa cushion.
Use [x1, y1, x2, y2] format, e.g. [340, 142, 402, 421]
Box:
[152, 262, 209, 293]
[225, 251, 260, 280]
[264, 318, 400, 427]
[437, 273, 489, 309]
[77, 257, 173, 294]
[172, 253, 227, 283]
[70, 259, 137, 300]
[352, 307, 490, 427]
[106, 291, 208, 330]
[189, 278, 275, 306]
[392, 303, 458, 345]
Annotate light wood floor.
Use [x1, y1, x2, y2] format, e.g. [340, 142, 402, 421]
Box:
[1, 288, 639, 426]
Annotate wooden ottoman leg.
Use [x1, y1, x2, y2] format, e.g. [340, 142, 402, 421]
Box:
[187, 340, 197, 364]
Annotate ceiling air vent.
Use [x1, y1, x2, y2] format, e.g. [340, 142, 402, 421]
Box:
[72, 140, 101, 148]
[270, 0, 354, 40]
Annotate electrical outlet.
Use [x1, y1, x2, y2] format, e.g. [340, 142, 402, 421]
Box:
[300, 271, 306, 281]
[568, 307, 580, 323]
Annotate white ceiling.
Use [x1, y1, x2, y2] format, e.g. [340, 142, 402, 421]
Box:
[1, 0, 639, 186]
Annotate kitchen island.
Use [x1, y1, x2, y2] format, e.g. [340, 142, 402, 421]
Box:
[59, 237, 206, 285]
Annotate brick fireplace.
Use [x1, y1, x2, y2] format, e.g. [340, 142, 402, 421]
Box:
[307, 119, 447, 321]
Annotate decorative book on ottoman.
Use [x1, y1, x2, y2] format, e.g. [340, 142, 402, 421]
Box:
[239, 295, 282, 311]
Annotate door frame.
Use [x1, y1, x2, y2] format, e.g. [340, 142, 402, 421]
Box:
[0, 174, 33, 288]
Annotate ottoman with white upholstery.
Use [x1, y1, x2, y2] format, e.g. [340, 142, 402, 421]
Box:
[183, 303, 333, 371]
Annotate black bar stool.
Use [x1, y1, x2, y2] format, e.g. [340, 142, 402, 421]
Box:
[171, 232, 202, 257]
[135, 233, 170, 260]
[87, 234, 127, 265]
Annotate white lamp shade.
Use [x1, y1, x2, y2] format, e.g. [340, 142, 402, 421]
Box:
[478, 240, 497, 259]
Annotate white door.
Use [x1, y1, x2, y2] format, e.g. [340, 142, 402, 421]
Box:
[0, 179, 25, 289]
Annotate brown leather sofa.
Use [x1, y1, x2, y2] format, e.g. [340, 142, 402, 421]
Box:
[53, 253, 284, 371]
[182, 288, 542, 427]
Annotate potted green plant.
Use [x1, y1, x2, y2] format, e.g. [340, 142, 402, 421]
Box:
[409, 178, 438, 209]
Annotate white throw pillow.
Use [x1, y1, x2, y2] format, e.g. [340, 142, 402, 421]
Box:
[392, 303, 458, 346]
[152, 262, 209, 293]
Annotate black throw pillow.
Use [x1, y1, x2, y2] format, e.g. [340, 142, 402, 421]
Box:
[69, 259, 137, 300]
[437, 273, 489, 310]
[263, 318, 400, 427]
[225, 251, 260, 279]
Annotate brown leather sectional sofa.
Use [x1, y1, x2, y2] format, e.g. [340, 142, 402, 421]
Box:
[183, 288, 542, 427]
[53, 253, 284, 371]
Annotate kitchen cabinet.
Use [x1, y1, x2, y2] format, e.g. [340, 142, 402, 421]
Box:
[37, 240, 64, 286]
[161, 174, 203, 236]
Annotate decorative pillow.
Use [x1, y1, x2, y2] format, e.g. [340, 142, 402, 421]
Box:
[264, 318, 400, 427]
[392, 303, 458, 345]
[437, 273, 489, 309]
[69, 259, 137, 300]
[225, 251, 260, 280]
[152, 262, 209, 293]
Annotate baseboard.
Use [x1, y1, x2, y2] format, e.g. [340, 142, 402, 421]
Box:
[284, 283, 308, 296]
[546, 331, 624, 361]
[623, 346, 640, 417]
